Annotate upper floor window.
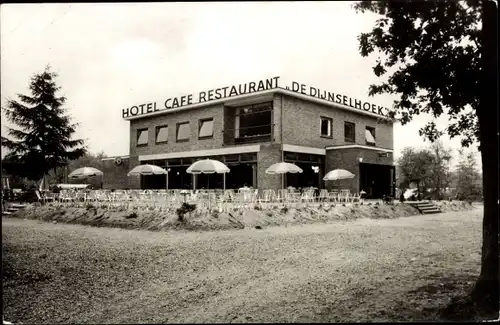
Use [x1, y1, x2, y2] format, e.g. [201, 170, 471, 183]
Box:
[236, 102, 273, 138]
[137, 128, 148, 146]
[320, 116, 332, 138]
[365, 126, 376, 145]
[155, 125, 168, 143]
[344, 122, 355, 143]
[198, 118, 214, 139]
[176, 122, 190, 142]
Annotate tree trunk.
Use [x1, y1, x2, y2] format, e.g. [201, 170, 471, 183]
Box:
[472, 0, 499, 315]
[442, 3, 499, 319]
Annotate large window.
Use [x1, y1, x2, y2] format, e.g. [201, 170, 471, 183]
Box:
[155, 125, 168, 143]
[344, 121, 355, 143]
[237, 102, 272, 138]
[320, 117, 332, 137]
[176, 122, 190, 142]
[365, 126, 376, 145]
[137, 128, 149, 146]
[198, 118, 214, 139]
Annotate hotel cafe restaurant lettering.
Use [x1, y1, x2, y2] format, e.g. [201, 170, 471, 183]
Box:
[102, 76, 396, 199]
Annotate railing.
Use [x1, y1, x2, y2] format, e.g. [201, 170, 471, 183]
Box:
[223, 124, 274, 145]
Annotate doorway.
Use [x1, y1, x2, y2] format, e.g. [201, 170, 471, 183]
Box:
[359, 163, 395, 199]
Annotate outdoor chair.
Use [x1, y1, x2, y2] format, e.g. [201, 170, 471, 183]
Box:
[86, 191, 99, 202]
[285, 191, 301, 204]
[260, 189, 276, 204]
[276, 189, 288, 203]
[350, 193, 362, 204]
[59, 190, 75, 203]
[339, 190, 350, 203]
[75, 191, 87, 202]
[43, 191, 57, 204]
[318, 189, 329, 202]
[328, 191, 339, 203]
[222, 190, 235, 203]
[300, 190, 315, 204]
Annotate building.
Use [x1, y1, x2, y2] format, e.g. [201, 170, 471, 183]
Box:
[103, 77, 396, 199]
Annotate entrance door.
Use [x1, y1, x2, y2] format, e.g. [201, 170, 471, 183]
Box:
[359, 163, 394, 199]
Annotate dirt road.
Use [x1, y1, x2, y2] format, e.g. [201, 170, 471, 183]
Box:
[2, 208, 482, 323]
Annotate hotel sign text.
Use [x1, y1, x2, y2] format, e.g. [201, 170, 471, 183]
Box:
[288, 81, 388, 116]
[122, 76, 388, 118]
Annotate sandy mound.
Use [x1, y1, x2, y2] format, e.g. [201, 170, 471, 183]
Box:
[6, 200, 476, 232]
[433, 200, 478, 212]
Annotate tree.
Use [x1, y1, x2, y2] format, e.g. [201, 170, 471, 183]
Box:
[396, 147, 435, 190]
[396, 142, 452, 199]
[353, 0, 498, 319]
[429, 140, 453, 200]
[455, 149, 482, 201]
[1, 65, 86, 183]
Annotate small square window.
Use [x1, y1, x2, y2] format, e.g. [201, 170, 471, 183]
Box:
[344, 122, 355, 143]
[137, 128, 148, 146]
[320, 117, 332, 137]
[198, 118, 214, 139]
[176, 122, 190, 142]
[365, 126, 376, 145]
[155, 125, 168, 143]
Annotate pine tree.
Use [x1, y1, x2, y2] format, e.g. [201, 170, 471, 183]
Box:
[1, 65, 86, 182]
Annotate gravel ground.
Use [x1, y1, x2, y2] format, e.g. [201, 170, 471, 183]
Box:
[2, 208, 483, 323]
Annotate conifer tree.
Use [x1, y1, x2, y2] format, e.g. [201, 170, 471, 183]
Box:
[1, 65, 86, 182]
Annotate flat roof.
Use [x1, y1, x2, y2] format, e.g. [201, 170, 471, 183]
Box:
[123, 87, 393, 122]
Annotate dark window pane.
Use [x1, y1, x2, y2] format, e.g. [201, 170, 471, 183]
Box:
[344, 122, 355, 142]
[284, 152, 297, 161]
[224, 155, 239, 163]
[240, 153, 257, 162]
[321, 118, 331, 136]
[168, 159, 182, 166]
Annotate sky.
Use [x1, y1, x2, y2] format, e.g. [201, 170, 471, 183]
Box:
[0, 2, 481, 169]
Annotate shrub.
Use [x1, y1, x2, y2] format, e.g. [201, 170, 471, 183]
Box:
[125, 212, 138, 219]
[176, 203, 197, 222]
[281, 206, 289, 214]
[266, 211, 273, 217]
[254, 204, 262, 210]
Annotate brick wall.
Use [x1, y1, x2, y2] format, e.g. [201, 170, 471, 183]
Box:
[325, 148, 393, 193]
[101, 157, 131, 190]
[257, 143, 282, 190]
[127, 156, 141, 189]
[130, 104, 225, 159]
[279, 94, 393, 150]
